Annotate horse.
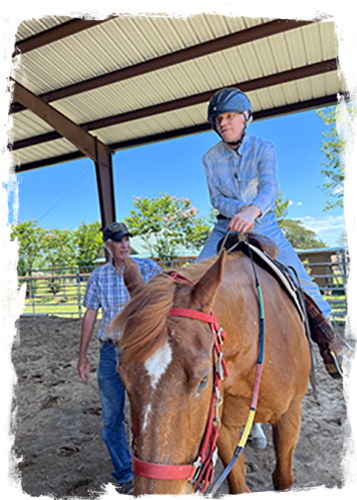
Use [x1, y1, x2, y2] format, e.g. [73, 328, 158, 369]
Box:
[107, 248, 311, 495]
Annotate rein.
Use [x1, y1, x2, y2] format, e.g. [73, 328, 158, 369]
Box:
[131, 236, 265, 494]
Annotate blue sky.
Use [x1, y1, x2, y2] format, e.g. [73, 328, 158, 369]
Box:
[9, 107, 345, 247]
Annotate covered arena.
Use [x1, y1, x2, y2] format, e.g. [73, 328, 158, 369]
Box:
[10, 14, 348, 497]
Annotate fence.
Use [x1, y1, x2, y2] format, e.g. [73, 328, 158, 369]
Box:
[19, 249, 348, 321]
[297, 248, 348, 323]
[18, 259, 194, 319]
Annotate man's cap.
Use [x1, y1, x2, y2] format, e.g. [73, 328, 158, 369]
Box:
[103, 222, 132, 242]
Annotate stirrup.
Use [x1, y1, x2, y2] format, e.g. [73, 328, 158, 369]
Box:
[328, 349, 344, 378]
[344, 341, 357, 354]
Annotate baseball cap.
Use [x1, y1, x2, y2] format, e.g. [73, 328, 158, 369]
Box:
[103, 222, 132, 242]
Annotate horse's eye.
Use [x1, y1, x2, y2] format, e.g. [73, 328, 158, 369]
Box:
[197, 376, 209, 392]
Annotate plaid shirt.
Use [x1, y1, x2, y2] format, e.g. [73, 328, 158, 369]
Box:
[83, 258, 162, 340]
[202, 134, 278, 219]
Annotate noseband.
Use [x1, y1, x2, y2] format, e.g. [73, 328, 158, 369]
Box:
[131, 272, 228, 493]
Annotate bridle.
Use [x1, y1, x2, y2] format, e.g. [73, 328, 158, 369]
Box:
[131, 237, 266, 495]
[131, 271, 229, 493]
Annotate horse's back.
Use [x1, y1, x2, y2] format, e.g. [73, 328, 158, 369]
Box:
[216, 253, 310, 420]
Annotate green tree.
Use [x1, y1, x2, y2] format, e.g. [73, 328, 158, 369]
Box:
[316, 104, 356, 210]
[10, 219, 45, 275]
[41, 228, 76, 269]
[124, 193, 213, 260]
[278, 219, 327, 249]
[73, 220, 103, 270]
[274, 191, 290, 223]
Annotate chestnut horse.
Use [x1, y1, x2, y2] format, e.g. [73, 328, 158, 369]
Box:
[108, 250, 310, 495]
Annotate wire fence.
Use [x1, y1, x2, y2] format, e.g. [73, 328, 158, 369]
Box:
[18, 259, 194, 319]
[19, 249, 348, 322]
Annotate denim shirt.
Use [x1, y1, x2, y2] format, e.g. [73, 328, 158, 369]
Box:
[202, 134, 279, 221]
[83, 258, 162, 340]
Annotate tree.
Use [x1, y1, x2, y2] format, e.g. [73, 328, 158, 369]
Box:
[124, 193, 214, 260]
[41, 228, 76, 269]
[278, 219, 327, 249]
[316, 104, 356, 210]
[10, 219, 45, 275]
[274, 191, 290, 223]
[73, 221, 103, 270]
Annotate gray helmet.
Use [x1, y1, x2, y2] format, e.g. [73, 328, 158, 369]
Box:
[208, 88, 253, 136]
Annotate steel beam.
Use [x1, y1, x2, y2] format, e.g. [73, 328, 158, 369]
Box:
[11, 59, 337, 152]
[10, 18, 314, 114]
[13, 17, 115, 58]
[11, 79, 116, 229]
[15, 93, 340, 173]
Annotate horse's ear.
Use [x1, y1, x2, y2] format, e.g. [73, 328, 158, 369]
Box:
[124, 257, 145, 297]
[191, 250, 226, 312]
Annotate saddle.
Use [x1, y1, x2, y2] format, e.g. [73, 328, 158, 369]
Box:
[217, 232, 304, 321]
[217, 232, 346, 382]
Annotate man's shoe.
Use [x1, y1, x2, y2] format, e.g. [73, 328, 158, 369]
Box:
[115, 480, 134, 497]
[247, 434, 267, 450]
[246, 423, 267, 450]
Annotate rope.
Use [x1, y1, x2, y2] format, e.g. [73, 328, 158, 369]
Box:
[210, 232, 265, 496]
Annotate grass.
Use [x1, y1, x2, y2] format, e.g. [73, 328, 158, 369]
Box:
[21, 279, 102, 319]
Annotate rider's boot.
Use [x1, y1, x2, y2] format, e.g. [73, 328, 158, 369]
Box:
[304, 293, 352, 379]
[247, 423, 267, 450]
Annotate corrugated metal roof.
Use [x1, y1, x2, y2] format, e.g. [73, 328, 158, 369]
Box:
[10, 15, 344, 171]
[0, 7, 94, 46]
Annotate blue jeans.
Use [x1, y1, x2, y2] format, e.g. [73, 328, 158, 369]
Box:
[198, 214, 332, 318]
[97, 341, 133, 483]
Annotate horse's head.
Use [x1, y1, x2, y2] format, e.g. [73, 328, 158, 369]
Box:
[109, 253, 226, 494]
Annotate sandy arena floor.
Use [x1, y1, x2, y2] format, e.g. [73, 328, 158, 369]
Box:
[11, 316, 350, 497]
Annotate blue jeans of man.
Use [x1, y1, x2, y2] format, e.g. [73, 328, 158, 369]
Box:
[97, 341, 133, 483]
[198, 214, 332, 318]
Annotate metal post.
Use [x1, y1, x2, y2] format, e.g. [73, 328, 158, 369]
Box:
[30, 270, 35, 315]
[76, 267, 82, 319]
[94, 137, 116, 262]
[342, 250, 352, 327]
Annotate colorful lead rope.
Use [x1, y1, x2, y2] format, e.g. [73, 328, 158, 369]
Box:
[210, 234, 265, 495]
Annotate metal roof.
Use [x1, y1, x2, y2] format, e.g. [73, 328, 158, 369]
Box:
[10, 15, 344, 171]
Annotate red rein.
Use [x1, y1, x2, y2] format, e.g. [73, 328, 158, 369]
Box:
[131, 272, 228, 493]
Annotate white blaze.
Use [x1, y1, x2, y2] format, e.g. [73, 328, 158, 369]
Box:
[144, 341, 172, 390]
[142, 403, 151, 432]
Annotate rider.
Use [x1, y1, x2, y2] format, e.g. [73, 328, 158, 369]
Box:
[198, 87, 350, 446]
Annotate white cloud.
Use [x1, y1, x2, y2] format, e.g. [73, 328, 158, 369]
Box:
[297, 201, 302, 206]
[288, 200, 293, 206]
[298, 215, 346, 246]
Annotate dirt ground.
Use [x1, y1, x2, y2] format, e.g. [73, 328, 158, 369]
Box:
[11, 316, 351, 498]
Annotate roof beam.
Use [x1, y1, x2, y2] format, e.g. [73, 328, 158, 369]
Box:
[15, 93, 339, 173]
[10, 18, 314, 114]
[11, 79, 113, 165]
[13, 17, 115, 58]
[11, 59, 337, 152]
[11, 79, 116, 227]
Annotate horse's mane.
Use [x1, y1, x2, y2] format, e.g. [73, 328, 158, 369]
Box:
[111, 258, 216, 369]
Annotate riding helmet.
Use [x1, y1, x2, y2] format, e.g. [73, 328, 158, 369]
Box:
[208, 88, 253, 134]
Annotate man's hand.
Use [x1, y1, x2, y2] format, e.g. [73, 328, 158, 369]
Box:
[78, 355, 91, 382]
[228, 205, 261, 234]
[78, 308, 97, 382]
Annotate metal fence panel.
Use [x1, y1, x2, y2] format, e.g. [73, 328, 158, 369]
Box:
[19, 248, 348, 321]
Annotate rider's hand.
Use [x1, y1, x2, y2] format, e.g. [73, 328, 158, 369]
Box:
[78, 355, 91, 382]
[228, 205, 261, 234]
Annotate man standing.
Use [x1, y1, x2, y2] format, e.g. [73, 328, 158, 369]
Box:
[77, 222, 161, 495]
